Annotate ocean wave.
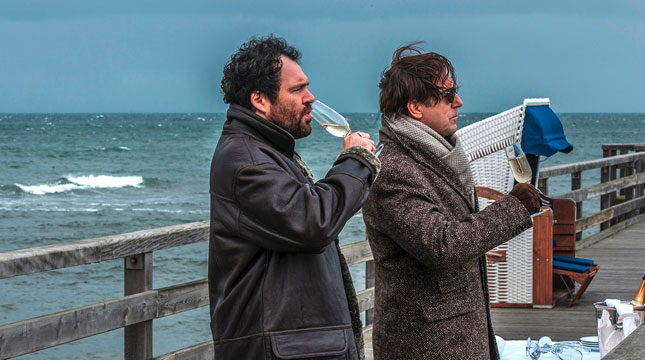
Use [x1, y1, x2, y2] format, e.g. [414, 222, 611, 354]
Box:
[95, 146, 131, 152]
[14, 175, 144, 195]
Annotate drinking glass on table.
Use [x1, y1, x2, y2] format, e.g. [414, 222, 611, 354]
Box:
[505, 142, 552, 207]
[526, 337, 584, 360]
[311, 100, 384, 156]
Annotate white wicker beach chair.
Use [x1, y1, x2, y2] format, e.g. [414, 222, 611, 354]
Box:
[457, 98, 551, 306]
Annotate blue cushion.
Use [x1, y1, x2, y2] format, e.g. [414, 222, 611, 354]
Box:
[553, 260, 590, 273]
[553, 255, 594, 267]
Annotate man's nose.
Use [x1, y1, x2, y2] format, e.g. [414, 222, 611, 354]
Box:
[304, 88, 315, 104]
[453, 94, 463, 108]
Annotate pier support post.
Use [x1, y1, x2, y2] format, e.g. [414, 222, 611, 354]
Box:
[571, 171, 583, 240]
[600, 148, 616, 231]
[538, 178, 548, 195]
[124, 252, 153, 360]
[365, 260, 375, 326]
[637, 158, 645, 214]
[625, 160, 635, 219]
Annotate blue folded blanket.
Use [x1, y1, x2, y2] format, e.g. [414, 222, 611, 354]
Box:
[553, 259, 590, 273]
[553, 255, 594, 267]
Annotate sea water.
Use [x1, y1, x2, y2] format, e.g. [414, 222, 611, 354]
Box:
[1, 113, 643, 358]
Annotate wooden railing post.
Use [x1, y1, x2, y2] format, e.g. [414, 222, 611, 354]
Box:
[571, 171, 583, 240]
[637, 158, 645, 214]
[538, 178, 548, 195]
[625, 159, 636, 219]
[124, 252, 153, 360]
[600, 148, 616, 230]
[619, 149, 628, 196]
[365, 259, 375, 326]
[609, 149, 619, 227]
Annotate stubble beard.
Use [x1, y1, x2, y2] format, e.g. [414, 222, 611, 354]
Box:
[268, 101, 312, 139]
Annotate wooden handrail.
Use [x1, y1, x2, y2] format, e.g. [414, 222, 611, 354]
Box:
[0, 221, 209, 279]
[553, 172, 645, 203]
[0, 223, 373, 280]
[0, 279, 209, 359]
[575, 197, 645, 232]
[539, 152, 645, 178]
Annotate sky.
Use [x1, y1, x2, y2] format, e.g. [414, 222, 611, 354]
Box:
[1, 1, 644, 113]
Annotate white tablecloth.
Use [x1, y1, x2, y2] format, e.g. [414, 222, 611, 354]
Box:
[500, 340, 600, 360]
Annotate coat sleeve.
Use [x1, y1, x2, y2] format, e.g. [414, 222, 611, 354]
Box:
[233, 154, 373, 253]
[365, 166, 534, 270]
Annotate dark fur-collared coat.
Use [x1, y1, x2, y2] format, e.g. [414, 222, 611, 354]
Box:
[362, 123, 533, 360]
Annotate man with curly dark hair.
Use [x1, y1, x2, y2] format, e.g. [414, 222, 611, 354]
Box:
[208, 35, 380, 359]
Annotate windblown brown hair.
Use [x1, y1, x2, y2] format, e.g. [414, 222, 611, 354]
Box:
[378, 42, 457, 118]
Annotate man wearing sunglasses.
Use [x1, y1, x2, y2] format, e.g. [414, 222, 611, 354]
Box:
[362, 43, 541, 359]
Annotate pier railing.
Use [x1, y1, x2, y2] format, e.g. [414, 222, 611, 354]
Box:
[538, 143, 645, 248]
[0, 222, 376, 359]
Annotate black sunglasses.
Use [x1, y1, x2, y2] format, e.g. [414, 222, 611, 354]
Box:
[440, 87, 458, 103]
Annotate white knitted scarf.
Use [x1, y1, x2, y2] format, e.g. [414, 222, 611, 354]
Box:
[384, 115, 475, 206]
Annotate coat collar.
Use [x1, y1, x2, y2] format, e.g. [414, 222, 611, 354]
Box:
[225, 104, 296, 158]
[380, 120, 476, 213]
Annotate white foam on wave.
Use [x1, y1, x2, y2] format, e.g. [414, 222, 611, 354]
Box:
[16, 175, 144, 195]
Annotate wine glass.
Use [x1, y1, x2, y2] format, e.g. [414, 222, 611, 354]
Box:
[311, 100, 384, 156]
[505, 142, 552, 207]
[505, 143, 532, 184]
[311, 100, 351, 137]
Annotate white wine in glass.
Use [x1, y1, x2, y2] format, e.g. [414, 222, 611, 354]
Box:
[320, 123, 351, 137]
[311, 100, 351, 138]
[311, 100, 385, 156]
[505, 142, 552, 208]
[505, 143, 532, 184]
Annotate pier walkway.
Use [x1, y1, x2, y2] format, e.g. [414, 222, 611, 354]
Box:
[490, 218, 645, 342]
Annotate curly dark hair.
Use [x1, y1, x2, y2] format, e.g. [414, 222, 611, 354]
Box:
[221, 35, 301, 110]
[379, 42, 457, 118]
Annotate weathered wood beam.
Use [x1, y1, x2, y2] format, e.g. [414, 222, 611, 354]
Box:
[124, 252, 153, 360]
[539, 152, 645, 178]
[575, 196, 645, 232]
[576, 213, 645, 251]
[553, 172, 645, 202]
[357, 287, 375, 313]
[154, 340, 213, 360]
[365, 260, 375, 325]
[602, 144, 645, 152]
[1, 221, 369, 279]
[0, 279, 208, 359]
[0, 221, 209, 279]
[341, 240, 372, 266]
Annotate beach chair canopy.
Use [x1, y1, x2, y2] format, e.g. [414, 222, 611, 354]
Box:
[521, 101, 573, 158]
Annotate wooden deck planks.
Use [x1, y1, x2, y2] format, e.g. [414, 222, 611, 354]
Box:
[491, 220, 645, 341]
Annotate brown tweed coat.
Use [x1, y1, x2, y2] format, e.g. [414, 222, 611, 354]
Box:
[362, 124, 533, 360]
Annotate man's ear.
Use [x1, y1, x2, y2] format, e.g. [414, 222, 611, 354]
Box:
[406, 100, 423, 120]
[250, 91, 271, 119]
